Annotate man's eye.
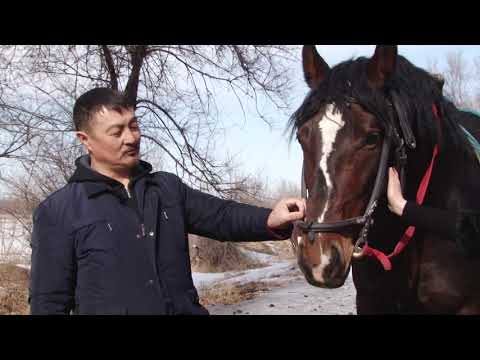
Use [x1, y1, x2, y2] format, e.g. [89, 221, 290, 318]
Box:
[111, 132, 121, 137]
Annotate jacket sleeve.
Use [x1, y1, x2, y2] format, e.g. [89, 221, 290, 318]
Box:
[29, 202, 76, 315]
[181, 181, 292, 242]
[401, 201, 480, 258]
[401, 201, 457, 239]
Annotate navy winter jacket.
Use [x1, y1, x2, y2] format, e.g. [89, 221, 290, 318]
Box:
[29, 156, 291, 315]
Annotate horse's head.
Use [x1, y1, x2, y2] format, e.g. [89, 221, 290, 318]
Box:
[292, 45, 399, 288]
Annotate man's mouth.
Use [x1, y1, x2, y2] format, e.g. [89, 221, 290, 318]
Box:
[124, 148, 139, 156]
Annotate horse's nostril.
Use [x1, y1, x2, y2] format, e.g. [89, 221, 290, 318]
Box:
[322, 245, 344, 280]
[331, 245, 342, 265]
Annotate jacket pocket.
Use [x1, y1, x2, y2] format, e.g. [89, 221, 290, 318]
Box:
[160, 205, 188, 253]
[75, 219, 117, 256]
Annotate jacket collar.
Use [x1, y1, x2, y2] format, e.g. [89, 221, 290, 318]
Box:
[68, 155, 153, 199]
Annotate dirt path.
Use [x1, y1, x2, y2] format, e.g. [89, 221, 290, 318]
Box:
[205, 266, 357, 315]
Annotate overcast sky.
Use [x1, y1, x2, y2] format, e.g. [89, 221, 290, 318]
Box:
[213, 45, 480, 190]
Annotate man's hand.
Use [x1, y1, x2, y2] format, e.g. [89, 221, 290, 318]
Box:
[267, 198, 306, 230]
[387, 167, 407, 216]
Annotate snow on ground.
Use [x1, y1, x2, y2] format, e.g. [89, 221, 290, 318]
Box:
[237, 248, 277, 264]
[193, 255, 357, 315]
[14, 264, 30, 270]
[192, 260, 298, 289]
[207, 271, 357, 315]
[0, 205, 356, 315]
[192, 271, 230, 289]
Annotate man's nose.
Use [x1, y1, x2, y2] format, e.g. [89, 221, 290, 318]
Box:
[124, 128, 139, 145]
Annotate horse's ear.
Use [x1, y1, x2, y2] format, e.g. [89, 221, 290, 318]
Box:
[367, 45, 398, 89]
[433, 73, 445, 92]
[302, 45, 330, 89]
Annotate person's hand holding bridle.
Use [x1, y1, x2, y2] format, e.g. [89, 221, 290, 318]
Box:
[387, 167, 407, 216]
[267, 198, 306, 230]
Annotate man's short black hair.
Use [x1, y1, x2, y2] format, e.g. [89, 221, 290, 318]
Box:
[73, 87, 133, 131]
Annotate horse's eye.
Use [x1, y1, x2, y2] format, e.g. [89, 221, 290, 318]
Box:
[365, 132, 381, 147]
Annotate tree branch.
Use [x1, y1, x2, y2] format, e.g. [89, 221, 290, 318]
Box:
[101, 45, 119, 90]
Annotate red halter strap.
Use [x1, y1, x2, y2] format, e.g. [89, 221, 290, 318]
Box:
[362, 104, 441, 271]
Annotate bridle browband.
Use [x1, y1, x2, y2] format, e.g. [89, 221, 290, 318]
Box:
[293, 89, 417, 258]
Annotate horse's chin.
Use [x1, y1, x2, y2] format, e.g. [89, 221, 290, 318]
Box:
[299, 258, 352, 289]
[305, 275, 348, 289]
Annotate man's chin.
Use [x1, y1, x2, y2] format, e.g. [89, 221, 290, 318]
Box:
[120, 155, 140, 170]
[125, 157, 140, 167]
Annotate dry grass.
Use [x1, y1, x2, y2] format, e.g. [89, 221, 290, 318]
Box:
[0, 263, 281, 314]
[198, 280, 281, 306]
[0, 236, 293, 314]
[189, 235, 296, 274]
[189, 235, 268, 273]
[0, 263, 30, 315]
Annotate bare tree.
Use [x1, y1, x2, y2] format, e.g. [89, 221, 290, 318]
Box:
[473, 56, 480, 109]
[269, 179, 300, 201]
[0, 64, 36, 161]
[428, 51, 479, 110]
[0, 132, 83, 235]
[443, 51, 473, 108]
[0, 45, 298, 199]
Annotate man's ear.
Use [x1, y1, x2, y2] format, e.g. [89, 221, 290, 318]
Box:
[76, 131, 91, 152]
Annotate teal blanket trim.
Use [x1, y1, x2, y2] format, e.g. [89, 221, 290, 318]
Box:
[460, 125, 480, 164]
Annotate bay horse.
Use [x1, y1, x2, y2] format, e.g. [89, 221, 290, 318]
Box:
[289, 45, 480, 314]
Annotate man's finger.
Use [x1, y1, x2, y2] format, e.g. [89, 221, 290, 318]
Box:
[287, 211, 305, 222]
[284, 198, 300, 207]
[293, 199, 306, 215]
[285, 198, 306, 213]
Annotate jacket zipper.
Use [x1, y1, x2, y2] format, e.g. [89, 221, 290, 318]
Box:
[125, 185, 145, 237]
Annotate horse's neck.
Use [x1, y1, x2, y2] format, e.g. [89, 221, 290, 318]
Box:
[405, 142, 475, 209]
[406, 148, 480, 312]
[428, 148, 479, 210]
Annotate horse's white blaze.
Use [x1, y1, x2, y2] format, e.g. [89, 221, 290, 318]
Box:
[317, 105, 345, 222]
[312, 254, 331, 283]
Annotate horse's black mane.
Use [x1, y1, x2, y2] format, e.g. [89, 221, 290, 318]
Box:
[289, 55, 474, 159]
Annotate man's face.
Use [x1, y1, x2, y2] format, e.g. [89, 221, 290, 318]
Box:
[77, 106, 141, 172]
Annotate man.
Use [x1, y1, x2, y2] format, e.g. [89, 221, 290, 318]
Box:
[29, 87, 305, 315]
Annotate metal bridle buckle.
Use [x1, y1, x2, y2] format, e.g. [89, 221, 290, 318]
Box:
[352, 200, 378, 259]
[352, 243, 366, 259]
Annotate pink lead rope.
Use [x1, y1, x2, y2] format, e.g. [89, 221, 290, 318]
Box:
[362, 104, 441, 271]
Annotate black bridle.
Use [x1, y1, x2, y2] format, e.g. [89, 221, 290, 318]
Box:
[293, 90, 417, 258]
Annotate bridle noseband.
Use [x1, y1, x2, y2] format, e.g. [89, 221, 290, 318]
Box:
[293, 90, 416, 259]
